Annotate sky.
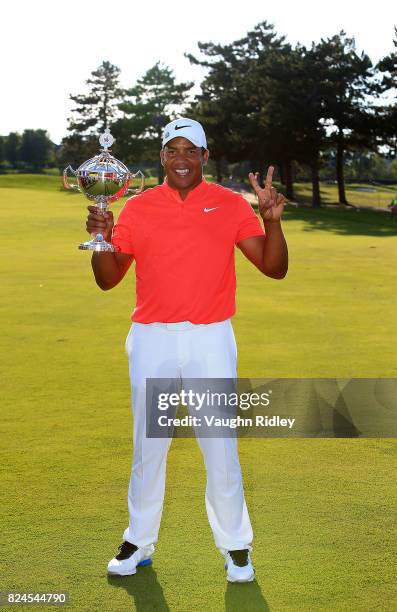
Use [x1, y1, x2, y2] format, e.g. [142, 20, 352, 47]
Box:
[1, 0, 395, 144]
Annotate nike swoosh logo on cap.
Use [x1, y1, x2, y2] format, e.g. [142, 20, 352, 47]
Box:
[174, 125, 191, 130]
[204, 207, 218, 212]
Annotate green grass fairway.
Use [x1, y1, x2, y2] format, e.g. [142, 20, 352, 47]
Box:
[291, 182, 397, 209]
[1, 175, 397, 611]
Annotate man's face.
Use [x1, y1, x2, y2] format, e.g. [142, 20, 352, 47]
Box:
[160, 137, 209, 193]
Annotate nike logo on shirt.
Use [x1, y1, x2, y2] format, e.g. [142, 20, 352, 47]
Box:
[204, 207, 219, 213]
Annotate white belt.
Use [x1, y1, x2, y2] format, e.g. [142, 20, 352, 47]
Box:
[151, 321, 206, 331]
[141, 320, 229, 332]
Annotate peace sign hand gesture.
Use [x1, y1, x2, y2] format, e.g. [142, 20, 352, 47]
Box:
[248, 166, 286, 222]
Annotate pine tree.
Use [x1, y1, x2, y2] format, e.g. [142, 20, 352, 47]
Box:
[186, 22, 288, 186]
[67, 61, 122, 136]
[377, 27, 397, 158]
[313, 32, 375, 204]
[113, 62, 193, 180]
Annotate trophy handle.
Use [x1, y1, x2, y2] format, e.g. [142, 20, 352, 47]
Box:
[127, 170, 145, 195]
[63, 165, 80, 191]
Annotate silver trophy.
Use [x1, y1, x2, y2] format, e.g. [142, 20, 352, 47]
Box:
[63, 129, 144, 251]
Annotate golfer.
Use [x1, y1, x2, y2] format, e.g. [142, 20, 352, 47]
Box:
[86, 118, 288, 582]
[389, 195, 397, 220]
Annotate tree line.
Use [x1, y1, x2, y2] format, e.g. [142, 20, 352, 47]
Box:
[1, 21, 396, 206]
[0, 130, 56, 172]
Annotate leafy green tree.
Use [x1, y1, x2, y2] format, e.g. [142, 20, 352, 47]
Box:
[114, 62, 193, 181]
[5, 132, 21, 167]
[20, 129, 54, 171]
[68, 60, 122, 136]
[57, 133, 99, 172]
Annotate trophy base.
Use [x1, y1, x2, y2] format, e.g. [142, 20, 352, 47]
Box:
[79, 234, 119, 252]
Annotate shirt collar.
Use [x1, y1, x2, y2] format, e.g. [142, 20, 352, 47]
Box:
[162, 177, 207, 202]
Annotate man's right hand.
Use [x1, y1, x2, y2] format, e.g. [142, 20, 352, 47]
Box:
[86, 206, 114, 243]
[87, 205, 134, 290]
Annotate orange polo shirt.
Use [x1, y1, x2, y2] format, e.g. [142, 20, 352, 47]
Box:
[111, 179, 265, 324]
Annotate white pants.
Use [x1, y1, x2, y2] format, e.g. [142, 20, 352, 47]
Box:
[123, 319, 253, 555]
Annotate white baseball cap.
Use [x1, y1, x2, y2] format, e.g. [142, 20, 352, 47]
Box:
[162, 118, 207, 149]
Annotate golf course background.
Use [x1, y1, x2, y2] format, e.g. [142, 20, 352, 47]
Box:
[1, 175, 397, 611]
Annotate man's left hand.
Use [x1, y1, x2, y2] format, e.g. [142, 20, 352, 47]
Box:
[248, 166, 286, 222]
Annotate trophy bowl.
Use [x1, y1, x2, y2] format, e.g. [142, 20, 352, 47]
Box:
[76, 154, 131, 201]
[63, 129, 144, 252]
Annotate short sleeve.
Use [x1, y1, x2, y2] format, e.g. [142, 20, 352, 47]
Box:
[234, 195, 265, 244]
[111, 200, 135, 254]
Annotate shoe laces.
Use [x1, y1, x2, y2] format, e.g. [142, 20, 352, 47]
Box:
[115, 541, 138, 560]
[229, 549, 249, 567]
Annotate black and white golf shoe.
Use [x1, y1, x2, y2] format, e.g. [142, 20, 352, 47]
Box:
[107, 541, 154, 576]
[224, 549, 255, 583]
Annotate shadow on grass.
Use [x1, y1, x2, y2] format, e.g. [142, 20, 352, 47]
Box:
[280, 205, 397, 237]
[107, 566, 271, 611]
[107, 566, 170, 611]
[225, 580, 270, 611]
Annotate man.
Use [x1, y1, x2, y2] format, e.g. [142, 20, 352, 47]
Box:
[86, 118, 288, 582]
[389, 195, 397, 220]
